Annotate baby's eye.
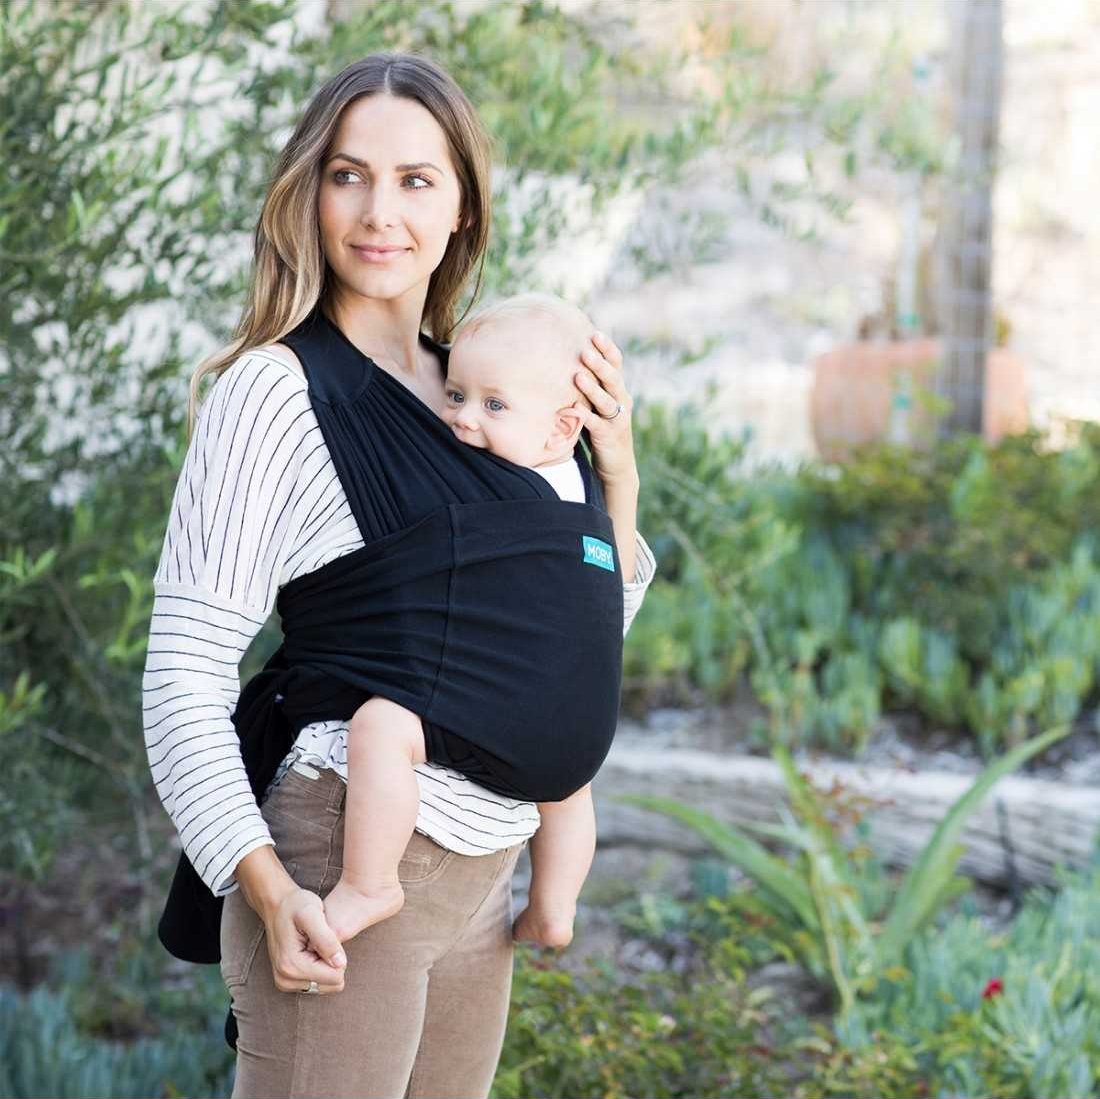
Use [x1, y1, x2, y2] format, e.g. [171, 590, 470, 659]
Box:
[486, 398, 505, 413]
[446, 389, 463, 404]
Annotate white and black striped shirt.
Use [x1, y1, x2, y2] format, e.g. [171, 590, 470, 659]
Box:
[143, 348, 657, 898]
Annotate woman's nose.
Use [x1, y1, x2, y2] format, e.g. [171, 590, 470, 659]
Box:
[359, 182, 398, 230]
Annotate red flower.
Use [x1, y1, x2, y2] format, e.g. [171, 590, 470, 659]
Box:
[981, 978, 1004, 1000]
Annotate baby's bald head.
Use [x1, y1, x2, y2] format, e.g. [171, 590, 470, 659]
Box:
[450, 292, 595, 408]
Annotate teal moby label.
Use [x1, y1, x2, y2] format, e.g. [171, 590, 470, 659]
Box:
[581, 535, 615, 572]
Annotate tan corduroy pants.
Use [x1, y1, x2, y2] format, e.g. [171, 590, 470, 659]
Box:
[221, 764, 527, 1099]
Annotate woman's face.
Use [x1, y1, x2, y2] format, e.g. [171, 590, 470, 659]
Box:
[318, 94, 463, 308]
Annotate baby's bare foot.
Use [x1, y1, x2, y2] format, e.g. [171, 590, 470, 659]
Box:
[512, 898, 576, 948]
[323, 878, 405, 943]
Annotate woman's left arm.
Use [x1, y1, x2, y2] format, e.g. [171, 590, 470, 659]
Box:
[572, 330, 644, 583]
[604, 477, 640, 582]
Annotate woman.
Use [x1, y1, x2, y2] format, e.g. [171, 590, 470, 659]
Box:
[143, 52, 655, 1098]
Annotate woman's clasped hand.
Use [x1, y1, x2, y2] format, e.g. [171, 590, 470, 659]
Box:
[268, 881, 348, 994]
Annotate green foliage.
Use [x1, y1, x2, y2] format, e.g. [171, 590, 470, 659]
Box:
[788, 1027, 923, 1099]
[836, 860, 1100, 1098]
[786, 428, 1100, 750]
[1, 0, 312, 899]
[0, 941, 234, 1099]
[0, 984, 234, 1099]
[614, 721, 1069, 1023]
[630, 414, 1100, 754]
[494, 947, 785, 1099]
[629, 394, 798, 707]
[2, 0, 301, 487]
[11, 815, 1100, 1099]
[873, 723, 1069, 965]
[0, 436, 185, 888]
[801, 430, 1100, 655]
[0, 984, 207, 1099]
[497, 853, 1100, 1098]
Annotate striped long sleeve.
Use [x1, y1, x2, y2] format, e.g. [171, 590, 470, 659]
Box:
[143, 353, 326, 896]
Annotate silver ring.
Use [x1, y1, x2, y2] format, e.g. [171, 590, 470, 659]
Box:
[601, 403, 623, 420]
[301, 979, 320, 994]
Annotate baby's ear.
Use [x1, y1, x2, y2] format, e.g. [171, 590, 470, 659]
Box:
[555, 403, 586, 446]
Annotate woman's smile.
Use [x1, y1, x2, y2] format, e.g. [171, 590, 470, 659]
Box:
[351, 244, 411, 264]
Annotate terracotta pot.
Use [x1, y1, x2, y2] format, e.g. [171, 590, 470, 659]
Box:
[809, 338, 1029, 462]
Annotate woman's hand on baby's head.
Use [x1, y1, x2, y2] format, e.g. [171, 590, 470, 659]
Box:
[572, 330, 637, 487]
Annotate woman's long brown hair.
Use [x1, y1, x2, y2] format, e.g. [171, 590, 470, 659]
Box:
[185, 52, 494, 441]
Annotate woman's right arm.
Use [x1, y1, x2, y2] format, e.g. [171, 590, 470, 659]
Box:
[143, 351, 346, 976]
[143, 353, 309, 897]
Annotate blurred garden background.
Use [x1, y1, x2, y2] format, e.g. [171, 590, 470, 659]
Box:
[5, 0, 1100, 1095]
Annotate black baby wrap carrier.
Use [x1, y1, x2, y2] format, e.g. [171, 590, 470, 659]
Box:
[157, 305, 624, 992]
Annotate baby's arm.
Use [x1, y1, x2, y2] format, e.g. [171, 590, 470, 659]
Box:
[513, 783, 595, 948]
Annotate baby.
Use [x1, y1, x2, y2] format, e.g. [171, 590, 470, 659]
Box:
[320, 292, 624, 949]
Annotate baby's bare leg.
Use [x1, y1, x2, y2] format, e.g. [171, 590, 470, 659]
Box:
[513, 783, 595, 948]
[325, 696, 428, 941]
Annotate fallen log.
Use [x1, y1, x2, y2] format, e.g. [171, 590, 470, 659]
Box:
[593, 733, 1100, 888]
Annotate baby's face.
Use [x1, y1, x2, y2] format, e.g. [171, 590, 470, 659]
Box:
[443, 325, 575, 466]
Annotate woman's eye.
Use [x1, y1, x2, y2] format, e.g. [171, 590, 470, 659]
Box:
[331, 170, 431, 189]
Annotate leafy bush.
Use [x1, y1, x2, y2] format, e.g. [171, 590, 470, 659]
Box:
[496, 938, 788, 1098]
[838, 860, 1100, 1098]
[0, 981, 233, 1099]
[631, 411, 1100, 755]
[628, 394, 795, 706]
[0, 922, 236, 1097]
[498, 844, 1100, 1098]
